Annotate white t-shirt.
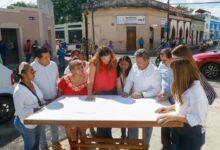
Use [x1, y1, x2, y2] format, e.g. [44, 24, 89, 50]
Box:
[31, 60, 58, 100]
[124, 63, 162, 98]
[175, 80, 209, 127]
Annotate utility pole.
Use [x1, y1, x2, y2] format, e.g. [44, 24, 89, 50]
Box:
[91, 2, 95, 44]
[84, 9, 89, 61]
[167, 0, 170, 42]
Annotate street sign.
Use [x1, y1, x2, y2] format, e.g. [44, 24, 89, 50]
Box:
[116, 16, 146, 25]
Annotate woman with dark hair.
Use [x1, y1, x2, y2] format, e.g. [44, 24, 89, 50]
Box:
[86, 46, 118, 138]
[13, 62, 45, 150]
[117, 56, 132, 95]
[116, 56, 132, 139]
[156, 58, 208, 150]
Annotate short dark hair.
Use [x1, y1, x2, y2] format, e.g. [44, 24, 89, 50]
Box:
[160, 48, 172, 59]
[35, 47, 49, 58]
[134, 49, 149, 60]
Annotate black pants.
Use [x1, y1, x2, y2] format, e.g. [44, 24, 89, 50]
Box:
[161, 127, 172, 150]
[25, 54, 31, 63]
[171, 124, 205, 150]
[96, 88, 117, 138]
[140, 44, 144, 48]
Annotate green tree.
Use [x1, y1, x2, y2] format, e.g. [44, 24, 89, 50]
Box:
[176, 4, 189, 11]
[7, 2, 37, 9]
[52, 0, 87, 24]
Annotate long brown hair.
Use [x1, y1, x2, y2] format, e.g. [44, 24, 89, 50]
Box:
[171, 45, 198, 71]
[170, 58, 200, 105]
[90, 46, 117, 71]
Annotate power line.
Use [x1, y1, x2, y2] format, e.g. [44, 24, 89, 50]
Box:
[171, 1, 220, 5]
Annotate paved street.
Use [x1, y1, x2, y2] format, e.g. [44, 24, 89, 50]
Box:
[0, 51, 220, 150]
[1, 0, 220, 149]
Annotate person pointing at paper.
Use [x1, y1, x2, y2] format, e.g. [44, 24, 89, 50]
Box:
[87, 46, 118, 138]
[122, 49, 161, 148]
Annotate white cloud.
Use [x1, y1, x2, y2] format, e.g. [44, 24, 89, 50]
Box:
[0, 0, 37, 8]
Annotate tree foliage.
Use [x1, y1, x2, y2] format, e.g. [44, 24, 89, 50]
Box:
[176, 4, 189, 11]
[52, 0, 87, 24]
[7, 2, 37, 9]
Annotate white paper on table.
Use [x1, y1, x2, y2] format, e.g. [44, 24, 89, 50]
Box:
[25, 95, 176, 122]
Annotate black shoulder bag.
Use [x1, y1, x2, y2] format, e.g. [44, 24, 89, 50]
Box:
[19, 82, 43, 107]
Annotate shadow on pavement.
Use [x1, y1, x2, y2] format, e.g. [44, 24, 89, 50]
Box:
[0, 118, 20, 147]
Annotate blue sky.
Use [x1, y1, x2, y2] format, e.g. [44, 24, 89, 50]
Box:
[0, 0, 219, 17]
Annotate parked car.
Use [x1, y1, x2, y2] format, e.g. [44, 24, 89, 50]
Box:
[205, 39, 214, 47]
[0, 63, 15, 123]
[193, 42, 220, 79]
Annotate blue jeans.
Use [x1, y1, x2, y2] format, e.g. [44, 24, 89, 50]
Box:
[14, 116, 41, 150]
[40, 125, 59, 148]
[128, 127, 153, 146]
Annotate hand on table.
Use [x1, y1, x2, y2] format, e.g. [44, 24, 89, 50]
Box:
[156, 114, 180, 125]
[131, 92, 143, 99]
[121, 92, 129, 98]
[86, 94, 95, 101]
[155, 106, 170, 113]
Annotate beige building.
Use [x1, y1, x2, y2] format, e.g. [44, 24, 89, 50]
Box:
[0, 0, 55, 64]
[83, 0, 192, 52]
[191, 15, 205, 45]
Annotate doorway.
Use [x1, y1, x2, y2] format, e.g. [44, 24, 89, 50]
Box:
[185, 28, 189, 44]
[1, 28, 19, 65]
[161, 27, 165, 40]
[171, 27, 176, 40]
[126, 27, 136, 51]
[149, 27, 154, 49]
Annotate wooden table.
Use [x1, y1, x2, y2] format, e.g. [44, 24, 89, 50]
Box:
[24, 95, 182, 150]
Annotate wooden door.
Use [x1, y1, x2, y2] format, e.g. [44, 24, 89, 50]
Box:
[127, 27, 136, 51]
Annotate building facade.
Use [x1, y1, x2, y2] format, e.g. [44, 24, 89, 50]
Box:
[83, 0, 192, 52]
[191, 15, 205, 45]
[210, 16, 220, 41]
[55, 22, 83, 44]
[0, 0, 55, 65]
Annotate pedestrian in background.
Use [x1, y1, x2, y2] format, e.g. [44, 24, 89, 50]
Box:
[138, 37, 144, 48]
[24, 39, 32, 63]
[57, 43, 66, 74]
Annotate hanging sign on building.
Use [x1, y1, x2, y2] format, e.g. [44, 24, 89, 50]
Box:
[116, 16, 146, 25]
[161, 18, 166, 27]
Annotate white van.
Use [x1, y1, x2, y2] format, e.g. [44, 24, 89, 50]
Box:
[0, 63, 15, 123]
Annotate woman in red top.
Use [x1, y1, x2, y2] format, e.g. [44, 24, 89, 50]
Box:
[87, 46, 117, 138]
[58, 60, 87, 150]
[58, 60, 87, 95]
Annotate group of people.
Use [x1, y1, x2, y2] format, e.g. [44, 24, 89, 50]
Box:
[23, 39, 52, 63]
[13, 43, 215, 150]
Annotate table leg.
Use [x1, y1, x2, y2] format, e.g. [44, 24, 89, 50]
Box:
[142, 128, 148, 150]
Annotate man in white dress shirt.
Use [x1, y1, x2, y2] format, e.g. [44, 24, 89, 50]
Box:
[122, 49, 162, 148]
[31, 48, 64, 150]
